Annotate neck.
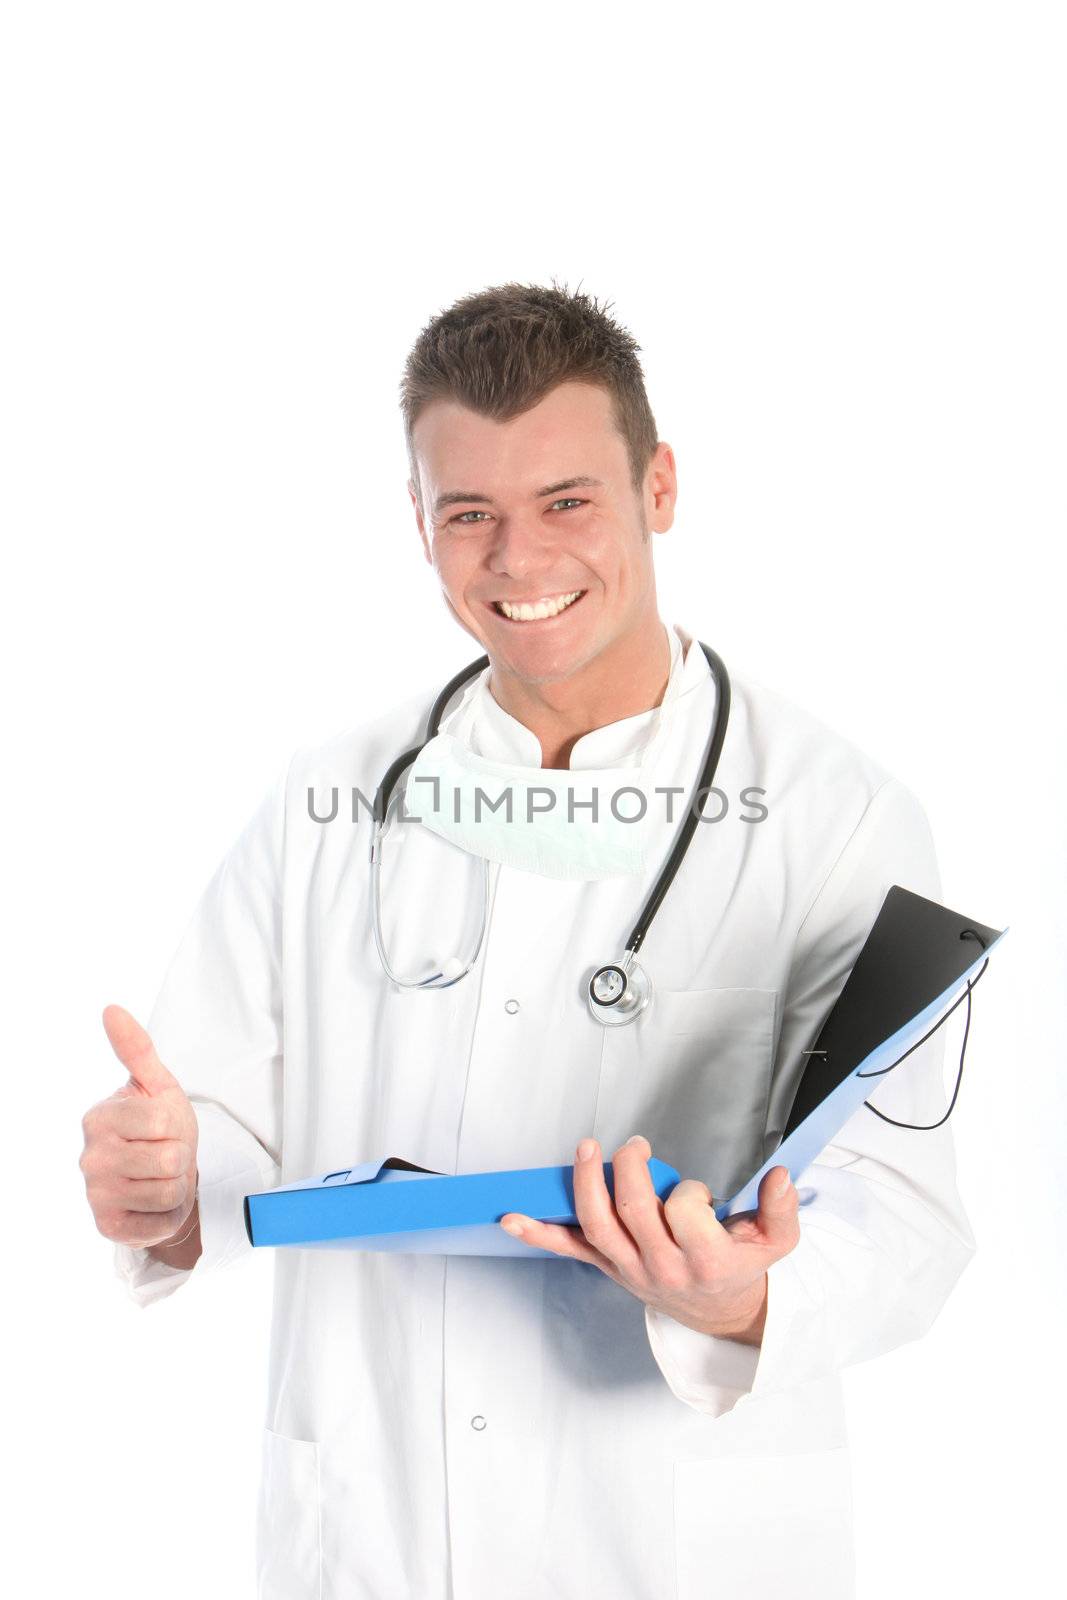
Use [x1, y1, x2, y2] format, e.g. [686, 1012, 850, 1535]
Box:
[487, 614, 674, 770]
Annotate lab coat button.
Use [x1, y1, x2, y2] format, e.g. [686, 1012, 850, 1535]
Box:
[470, 1414, 487, 1430]
[504, 999, 520, 1014]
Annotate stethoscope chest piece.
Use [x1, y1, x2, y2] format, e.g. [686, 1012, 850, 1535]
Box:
[586, 958, 653, 1026]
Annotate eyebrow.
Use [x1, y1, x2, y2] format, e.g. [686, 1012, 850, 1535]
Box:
[432, 475, 604, 517]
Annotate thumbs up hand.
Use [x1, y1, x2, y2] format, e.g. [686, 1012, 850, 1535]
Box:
[80, 1005, 200, 1250]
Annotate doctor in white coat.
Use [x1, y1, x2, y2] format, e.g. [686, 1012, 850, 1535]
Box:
[80, 282, 975, 1600]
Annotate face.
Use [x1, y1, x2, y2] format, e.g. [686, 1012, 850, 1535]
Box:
[408, 380, 677, 685]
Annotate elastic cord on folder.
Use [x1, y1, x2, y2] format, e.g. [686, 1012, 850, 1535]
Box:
[859, 928, 989, 1130]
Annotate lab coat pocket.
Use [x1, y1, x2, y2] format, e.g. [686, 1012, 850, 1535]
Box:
[593, 987, 777, 1201]
[673, 1447, 854, 1600]
[257, 1427, 322, 1600]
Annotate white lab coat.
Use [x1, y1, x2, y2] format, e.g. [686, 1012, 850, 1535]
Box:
[116, 622, 975, 1600]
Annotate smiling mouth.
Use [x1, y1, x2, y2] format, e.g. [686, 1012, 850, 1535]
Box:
[490, 589, 587, 623]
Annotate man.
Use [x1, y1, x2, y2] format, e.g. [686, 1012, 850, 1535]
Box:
[80, 282, 975, 1598]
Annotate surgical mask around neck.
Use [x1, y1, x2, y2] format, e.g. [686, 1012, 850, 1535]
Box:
[398, 700, 680, 883]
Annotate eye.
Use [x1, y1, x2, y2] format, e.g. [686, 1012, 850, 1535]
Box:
[450, 510, 492, 526]
[551, 498, 585, 511]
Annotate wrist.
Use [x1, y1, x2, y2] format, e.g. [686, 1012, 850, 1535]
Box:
[147, 1180, 201, 1268]
[663, 1274, 768, 1345]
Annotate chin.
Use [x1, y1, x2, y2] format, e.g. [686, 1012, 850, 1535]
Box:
[503, 634, 602, 687]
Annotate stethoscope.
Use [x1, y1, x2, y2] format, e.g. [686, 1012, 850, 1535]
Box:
[370, 641, 731, 1027]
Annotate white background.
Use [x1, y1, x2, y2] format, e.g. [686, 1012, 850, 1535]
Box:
[3, 2, 1064, 1594]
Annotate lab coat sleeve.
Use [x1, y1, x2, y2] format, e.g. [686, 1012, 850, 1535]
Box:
[113, 761, 288, 1308]
[645, 776, 978, 1416]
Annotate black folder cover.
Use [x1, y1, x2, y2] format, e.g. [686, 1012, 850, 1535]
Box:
[782, 886, 1002, 1138]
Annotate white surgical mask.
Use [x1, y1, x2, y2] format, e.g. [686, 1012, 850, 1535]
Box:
[399, 627, 695, 882]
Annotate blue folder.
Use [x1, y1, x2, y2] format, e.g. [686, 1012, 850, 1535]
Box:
[244, 1156, 683, 1259]
[245, 887, 1006, 1258]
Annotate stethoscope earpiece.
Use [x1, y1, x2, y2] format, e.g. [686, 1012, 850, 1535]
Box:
[587, 958, 653, 1026]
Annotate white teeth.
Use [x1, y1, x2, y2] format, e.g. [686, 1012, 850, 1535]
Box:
[498, 590, 582, 622]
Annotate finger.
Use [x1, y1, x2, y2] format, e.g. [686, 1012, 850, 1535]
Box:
[119, 1173, 195, 1213]
[572, 1138, 643, 1276]
[107, 1095, 184, 1141]
[116, 1139, 195, 1181]
[754, 1166, 799, 1256]
[607, 1135, 678, 1261]
[498, 1214, 621, 1277]
[661, 1177, 729, 1273]
[102, 1005, 179, 1097]
[106, 1205, 192, 1249]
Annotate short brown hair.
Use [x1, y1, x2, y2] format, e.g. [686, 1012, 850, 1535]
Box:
[400, 279, 660, 513]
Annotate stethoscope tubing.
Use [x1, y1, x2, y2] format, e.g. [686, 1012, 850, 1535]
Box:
[369, 640, 731, 1008]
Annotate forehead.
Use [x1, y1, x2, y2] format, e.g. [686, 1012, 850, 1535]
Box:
[411, 380, 627, 489]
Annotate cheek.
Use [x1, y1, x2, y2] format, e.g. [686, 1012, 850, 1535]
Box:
[432, 541, 477, 605]
[615, 531, 654, 589]
[574, 516, 641, 583]
[565, 521, 615, 580]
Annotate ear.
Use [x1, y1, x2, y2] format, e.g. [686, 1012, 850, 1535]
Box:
[645, 442, 678, 535]
[408, 478, 433, 565]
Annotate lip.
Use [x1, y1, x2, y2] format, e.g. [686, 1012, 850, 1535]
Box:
[486, 589, 589, 625]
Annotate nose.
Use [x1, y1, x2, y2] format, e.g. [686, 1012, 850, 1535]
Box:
[485, 511, 557, 582]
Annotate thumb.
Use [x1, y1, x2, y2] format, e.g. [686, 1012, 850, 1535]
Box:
[102, 1004, 179, 1097]
[756, 1165, 799, 1253]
